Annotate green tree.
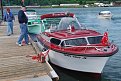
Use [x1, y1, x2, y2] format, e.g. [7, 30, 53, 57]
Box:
[2, 0, 117, 6]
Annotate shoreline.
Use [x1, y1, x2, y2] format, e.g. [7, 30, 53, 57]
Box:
[3, 5, 117, 9]
[3, 5, 83, 8]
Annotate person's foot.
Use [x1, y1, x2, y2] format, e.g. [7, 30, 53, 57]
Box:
[28, 42, 31, 45]
[7, 34, 11, 36]
[16, 42, 22, 46]
[26, 42, 31, 45]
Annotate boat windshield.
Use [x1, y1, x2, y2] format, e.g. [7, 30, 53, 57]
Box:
[50, 38, 61, 45]
[63, 38, 87, 47]
[57, 17, 82, 31]
[99, 11, 111, 15]
[87, 36, 103, 44]
[43, 18, 61, 32]
[99, 13, 111, 15]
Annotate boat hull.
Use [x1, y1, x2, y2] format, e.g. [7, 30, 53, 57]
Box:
[48, 50, 109, 73]
[28, 20, 45, 34]
[98, 15, 112, 19]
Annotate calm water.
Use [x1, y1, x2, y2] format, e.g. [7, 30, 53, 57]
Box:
[12, 7, 121, 81]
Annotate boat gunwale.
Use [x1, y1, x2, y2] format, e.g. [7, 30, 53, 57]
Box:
[37, 34, 119, 57]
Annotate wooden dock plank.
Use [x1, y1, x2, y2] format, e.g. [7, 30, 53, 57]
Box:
[0, 37, 35, 58]
[19, 75, 52, 81]
[0, 20, 52, 81]
[0, 37, 49, 80]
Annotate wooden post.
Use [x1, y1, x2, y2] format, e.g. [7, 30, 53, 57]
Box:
[0, 0, 3, 21]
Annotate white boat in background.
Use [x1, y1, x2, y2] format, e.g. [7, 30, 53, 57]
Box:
[25, 10, 38, 20]
[98, 11, 112, 19]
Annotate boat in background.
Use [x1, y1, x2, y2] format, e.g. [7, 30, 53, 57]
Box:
[36, 12, 118, 74]
[98, 11, 112, 19]
[25, 10, 38, 20]
[25, 10, 45, 34]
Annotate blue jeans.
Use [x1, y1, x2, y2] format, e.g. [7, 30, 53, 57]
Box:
[17, 24, 29, 44]
[7, 22, 13, 35]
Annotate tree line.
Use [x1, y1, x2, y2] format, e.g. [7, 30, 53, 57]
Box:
[3, 0, 116, 6]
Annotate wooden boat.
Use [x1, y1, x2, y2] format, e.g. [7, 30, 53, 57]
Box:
[36, 12, 118, 73]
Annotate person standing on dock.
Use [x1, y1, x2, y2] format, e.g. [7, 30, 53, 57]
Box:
[16, 6, 30, 46]
[3, 7, 15, 36]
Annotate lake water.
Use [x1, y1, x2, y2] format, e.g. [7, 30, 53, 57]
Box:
[12, 7, 121, 81]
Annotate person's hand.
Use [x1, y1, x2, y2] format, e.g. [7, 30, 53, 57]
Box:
[13, 20, 15, 22]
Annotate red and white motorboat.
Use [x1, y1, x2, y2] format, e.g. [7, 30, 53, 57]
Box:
[37, 12, 118, 73]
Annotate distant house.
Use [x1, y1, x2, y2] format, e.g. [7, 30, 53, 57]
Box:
[94, 3, 104, 7]
[94, 2, 113, 7]
[60, 4, 80, 6]
[113, 1, 121, 6]
[52, 5, 59, 7]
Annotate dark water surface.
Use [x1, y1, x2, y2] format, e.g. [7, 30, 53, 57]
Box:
[12, 7, 121, 81]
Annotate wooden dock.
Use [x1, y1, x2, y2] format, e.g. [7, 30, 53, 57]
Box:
[0, 20, 58, 81]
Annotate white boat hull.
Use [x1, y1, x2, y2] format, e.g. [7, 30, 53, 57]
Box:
[98, 15, 112, 19]
[48, 50, 109, 73]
